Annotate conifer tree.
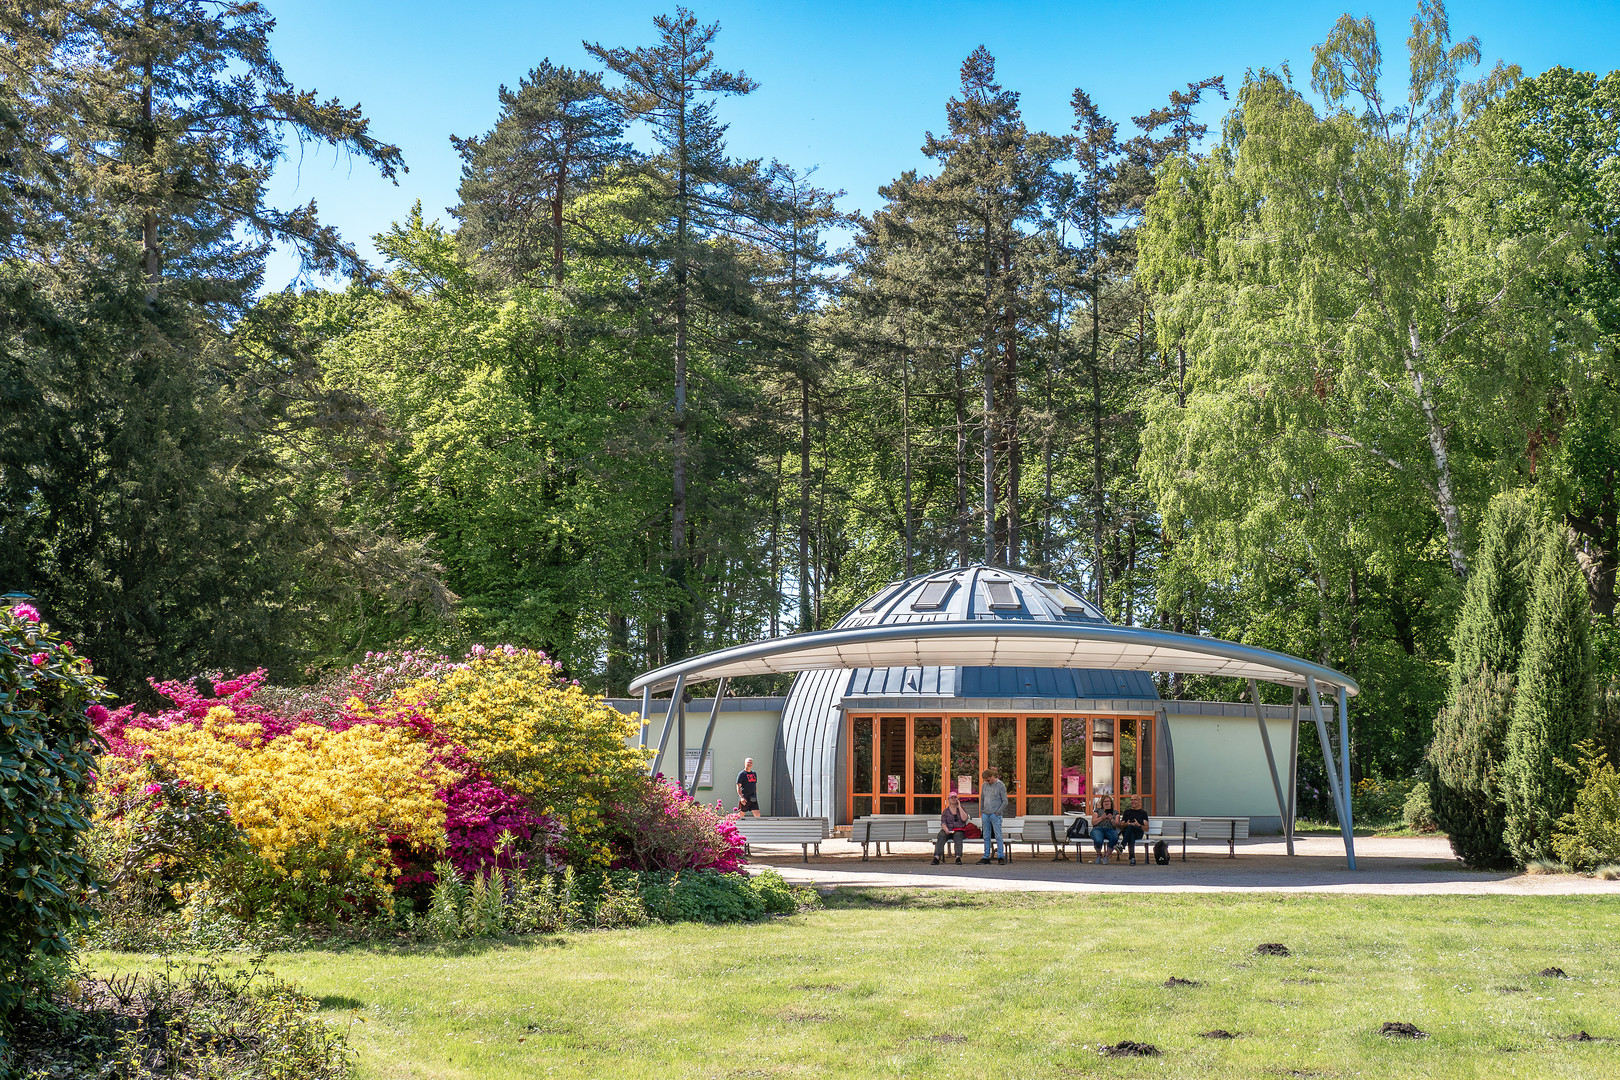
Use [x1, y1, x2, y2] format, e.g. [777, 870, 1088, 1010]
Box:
[1504, 529, 1597, 863]
[586, 6, 761, 662]
[450, 61, 627, 288]
[1427, 489, 1537, 868]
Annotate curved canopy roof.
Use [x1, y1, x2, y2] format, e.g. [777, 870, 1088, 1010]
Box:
[629, 619, 1360, 697]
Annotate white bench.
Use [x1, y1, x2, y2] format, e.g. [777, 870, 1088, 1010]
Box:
[733, 816, 829, 862]
[851, 815, 937, 859]
[1013, 814, 1087, 860]
[1196, 816, 1250, 858]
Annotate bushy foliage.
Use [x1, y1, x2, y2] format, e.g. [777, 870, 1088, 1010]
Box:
[85, 755, 246, 900]
[125, 706, 448, 919]
[1428, 671, 1517, 868]
[1428, 493, 1533, 868]
[1551, 741, 1620, 870]
[418, 647, 650, 865]
[7, 958, 351, 1079]
[606, 776, 747, 873]
[1402, 779, 1438, 833]
[1350, 775, 1421, 824]
[0, 603, 111, 1038]
[1504, 532, 1596, 864]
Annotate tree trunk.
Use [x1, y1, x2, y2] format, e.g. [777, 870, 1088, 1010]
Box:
[799, 376, 812, 632]
[1404, 321, 1468, 579]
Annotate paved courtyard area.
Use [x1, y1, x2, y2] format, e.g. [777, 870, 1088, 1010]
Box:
[749, 834, 1620, 896]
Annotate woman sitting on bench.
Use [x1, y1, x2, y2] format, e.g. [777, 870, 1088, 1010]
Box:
[932, 792, 971, 865]
[1090, 796, 1122, 864]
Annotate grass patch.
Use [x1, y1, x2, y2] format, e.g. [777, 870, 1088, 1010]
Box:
[88, 892, 1620, 1079]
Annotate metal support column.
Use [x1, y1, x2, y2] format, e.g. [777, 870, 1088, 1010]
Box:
[676, 694, 687, 791]
[1338, 684, 1354, 840]
[1247, 678, 1288, 836]
[649, 674, 684, 778]
[689, 678, 728, 799]
[1286, 688, 1299, 857]
[1306, 675, 1356, 869]
[639, 687, 651, 748]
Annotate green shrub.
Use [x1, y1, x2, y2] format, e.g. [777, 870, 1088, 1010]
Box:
[1551, 740, 1620, 870]
[1505, 531, 1597, 864]
[0, 604, 111, 1046]
[1429, 671, 1516, 867]
[747, 868, 798, 915]
[1402, 779, 1438, 833]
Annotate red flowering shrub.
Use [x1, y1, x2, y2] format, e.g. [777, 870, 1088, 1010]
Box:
[605, 776, 748, 874]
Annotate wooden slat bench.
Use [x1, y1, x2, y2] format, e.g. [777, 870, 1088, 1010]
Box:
[1141, 816, 1203, 863]
[1196, 816, 1251, 858]
[851, 815, 937, 859]
[1014, 814, 1086, 860]
[733, 816, 830, 862]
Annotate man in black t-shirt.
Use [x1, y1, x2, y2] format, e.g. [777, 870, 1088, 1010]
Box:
[1120, 796, 1150, 865]
[736, 758, 761, 816]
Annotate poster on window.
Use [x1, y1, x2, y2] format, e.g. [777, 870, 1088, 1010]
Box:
[1064, 774, 1080, 795]
[958, 775, 974, 795]
[1123, 775, 1133, 795]
[683, 749, 713, 788]
[886, 774, 901, 794]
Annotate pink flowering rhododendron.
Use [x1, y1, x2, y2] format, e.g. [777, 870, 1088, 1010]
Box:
[94, 647, 595, 912]
[10, 601, 39, 622]
[606, 776, 748, 874]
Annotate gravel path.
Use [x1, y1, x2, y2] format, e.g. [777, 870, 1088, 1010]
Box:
[749, 834, 1620, 895]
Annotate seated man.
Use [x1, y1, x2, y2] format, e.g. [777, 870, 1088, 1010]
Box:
[1090, 796, 1121, 864]
[1119, 795, 1149, 865]
[932, 792, 971, 865]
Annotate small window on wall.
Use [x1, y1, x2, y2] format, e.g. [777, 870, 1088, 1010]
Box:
[912, 578, 955, 610]
[1036, 580, 1093, 616]
[859, 582, 907, 613]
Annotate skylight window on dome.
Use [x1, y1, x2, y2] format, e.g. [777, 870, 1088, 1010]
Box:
[859, 581, 907, 613]
[911, 578, 956, 610]
[984, 579, 1021, 609]
[1036, 579, 1092, 615]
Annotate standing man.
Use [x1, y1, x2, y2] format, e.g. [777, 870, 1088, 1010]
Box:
[977, 768, 1008, 864]
[735, 758, 761, 817]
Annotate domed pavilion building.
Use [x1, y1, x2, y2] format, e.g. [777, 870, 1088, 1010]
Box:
[620, 564, 1362, 865]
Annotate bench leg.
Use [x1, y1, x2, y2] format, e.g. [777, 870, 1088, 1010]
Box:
[802, 843, 809, 864]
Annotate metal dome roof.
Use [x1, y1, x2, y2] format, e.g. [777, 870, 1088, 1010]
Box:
[835, 564, 1109, 627]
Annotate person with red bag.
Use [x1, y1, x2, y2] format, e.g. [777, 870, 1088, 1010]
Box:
[931, 791, 971, 864]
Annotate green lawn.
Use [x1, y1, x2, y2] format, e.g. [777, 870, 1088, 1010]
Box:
[91, 891, 1620, 1079]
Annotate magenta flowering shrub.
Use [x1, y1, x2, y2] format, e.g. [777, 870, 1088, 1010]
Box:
[605, 776, 748, 874]
[91, 649, 572, 914]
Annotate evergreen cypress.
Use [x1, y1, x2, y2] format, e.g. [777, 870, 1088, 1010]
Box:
[1503, 529, 1596, 863]
[1427, 491, 1535, 868]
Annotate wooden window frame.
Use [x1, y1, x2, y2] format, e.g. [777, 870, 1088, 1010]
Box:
[845, 710, 1156, 823]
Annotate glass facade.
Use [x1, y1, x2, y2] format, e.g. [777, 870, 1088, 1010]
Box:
[847, 711, 1155, 821]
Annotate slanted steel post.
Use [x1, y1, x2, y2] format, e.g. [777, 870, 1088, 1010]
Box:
[677, 694, 687, 791]
[639, 687, 651, 748]
[649, 674, 684, 778]
[690, 677, 728, 799]
[1307, 675, 1356, 869]
[1339, 685, 1354, 839]
[1286, 688, 1299, 857]
[1247, 678, 1288, 837]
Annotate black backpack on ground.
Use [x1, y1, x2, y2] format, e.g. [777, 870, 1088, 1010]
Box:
[1153, 840, 1170, 865]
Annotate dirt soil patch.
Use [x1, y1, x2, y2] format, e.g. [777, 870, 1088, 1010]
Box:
[1379, 1022, 1428, 1039]
[1561, 1032, 1598, 1042]
[1199, 1029, 1238, 1039]
[1100, 1041, 1160, 1057]
[1539, 967, 1568, 978]
[1163, 977, 1201, 988]
[914, 1033, 967, 1045]
[1255, 943, 1292, 956]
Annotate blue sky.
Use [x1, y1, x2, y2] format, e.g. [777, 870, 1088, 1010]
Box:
[260, 0, 1620, 286]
